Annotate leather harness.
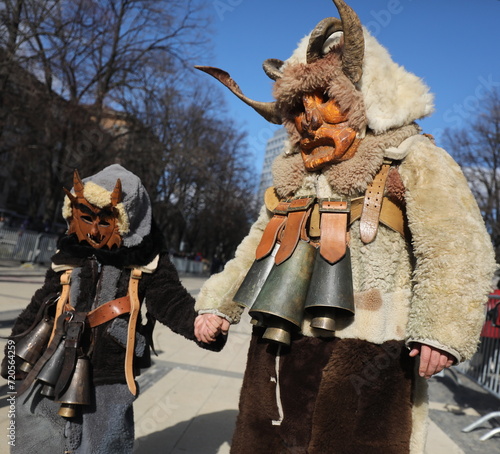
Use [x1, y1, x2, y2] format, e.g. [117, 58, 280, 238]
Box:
[259, 160, 406, 263]
[49, 268, 143, 396]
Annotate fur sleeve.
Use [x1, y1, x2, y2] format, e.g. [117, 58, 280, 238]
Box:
[195, 205, 272, 324]
[144, 254, 225, 352]
[399, 135, 497, 362]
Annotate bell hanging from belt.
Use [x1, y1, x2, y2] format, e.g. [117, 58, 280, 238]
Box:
[15, 317, 54, 373]
[304, 247, 355, 332]
[56, 357, 91, 418]
[233, 244, 280, 310]
[249, 240, 316, 345]
[37, 338, 66, 397]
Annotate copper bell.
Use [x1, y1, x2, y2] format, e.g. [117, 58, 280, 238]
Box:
[37, 339, 66, 397]
[233, 244, 280, 309]
[15, 318, 54, 373]
[249, 240, 316, 345]
[56, 357, 91, 418]
[304, 247, 355, 332]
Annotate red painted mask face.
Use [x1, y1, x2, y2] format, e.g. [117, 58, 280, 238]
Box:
[64, 170, 123, 249]
[294, 90, 359, 171]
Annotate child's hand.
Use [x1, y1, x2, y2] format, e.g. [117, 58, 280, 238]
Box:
[194, 314, 230, 343]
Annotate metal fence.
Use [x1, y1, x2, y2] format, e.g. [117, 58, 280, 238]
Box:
[0, 226, 59, 264]
[457, 294, 500, 441]
[0, 226, 207, 275]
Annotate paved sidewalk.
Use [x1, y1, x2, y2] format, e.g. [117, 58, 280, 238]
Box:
[0, 265, 499, 453]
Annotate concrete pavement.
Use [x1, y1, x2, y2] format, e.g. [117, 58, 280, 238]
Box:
[0, 264, 499, 453]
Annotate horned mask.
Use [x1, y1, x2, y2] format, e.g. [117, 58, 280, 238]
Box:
[64, 170, 123, 249]
[196, 0, 365, 171]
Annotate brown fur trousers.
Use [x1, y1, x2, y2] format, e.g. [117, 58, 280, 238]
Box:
[231, 328, 415, 454]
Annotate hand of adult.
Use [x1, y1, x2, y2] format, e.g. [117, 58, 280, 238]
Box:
[409, 343, 455, 379]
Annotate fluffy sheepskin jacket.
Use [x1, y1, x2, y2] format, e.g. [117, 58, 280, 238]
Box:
[196, 125, 495, 363]
[195, 26, 497, 364]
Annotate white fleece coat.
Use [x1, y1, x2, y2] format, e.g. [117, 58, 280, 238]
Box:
[196, 133, 496, 454]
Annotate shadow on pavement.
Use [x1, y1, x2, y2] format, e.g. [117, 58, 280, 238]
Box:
[133, 409, 238, 454]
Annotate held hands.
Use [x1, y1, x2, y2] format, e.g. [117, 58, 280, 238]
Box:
[409, 343, 455, 379]
[194, 313, 230, 344]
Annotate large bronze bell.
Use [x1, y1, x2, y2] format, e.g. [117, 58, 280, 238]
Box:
[15, 318, 54, 373]
[37, 339, 66, 397]
[56, 357, 91, 418]
[249, 240, 316, 345]
[304, 247, 355, 332]
[233, 244, 280, 309]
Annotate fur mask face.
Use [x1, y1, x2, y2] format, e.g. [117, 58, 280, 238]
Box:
[64, 170, 123, 249]
[294, 90, 359, 170]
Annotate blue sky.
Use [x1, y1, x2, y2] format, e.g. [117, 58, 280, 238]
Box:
[195, 0, 500, 176]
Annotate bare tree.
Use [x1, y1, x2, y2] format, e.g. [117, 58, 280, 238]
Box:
[152, 85, 259, 258]
[0, 0, 210, 225]
[443, 88, 500, 261]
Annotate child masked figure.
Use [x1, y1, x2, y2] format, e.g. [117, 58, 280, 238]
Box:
[2, 164, 225, 454]
[194, 1, 497, 453]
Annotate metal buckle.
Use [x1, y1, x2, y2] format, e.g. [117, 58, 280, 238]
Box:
[287, 196, 315, 212]
[318, 198, 351, 213]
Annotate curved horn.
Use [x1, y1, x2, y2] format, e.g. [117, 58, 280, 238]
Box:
[262, 59, 284, 81]
[306, 17, 343, 64]
[332, 0, 364, 84]
[195, 66, 282, 125]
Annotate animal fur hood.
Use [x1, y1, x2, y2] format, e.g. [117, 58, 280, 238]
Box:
[281, 27, 434, 137]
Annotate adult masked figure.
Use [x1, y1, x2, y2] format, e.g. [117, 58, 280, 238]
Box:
[194, 1, 496, 453]
[1, 164, 226, 454]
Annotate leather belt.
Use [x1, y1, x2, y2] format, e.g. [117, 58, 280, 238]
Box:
[256, 201, 289, 260]
[275, 196, 314, 265]
[86, 296, 131, 328]
[125, 269, 142, 396]
[350, 197, 405, 238]
[359, 160, 391, 244]
[319, 199, 349, 264]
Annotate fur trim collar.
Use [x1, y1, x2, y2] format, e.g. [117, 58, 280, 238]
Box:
[273, 123, 420, 197]
[282, 27, 434, 134]
[274, 52, 366, 138]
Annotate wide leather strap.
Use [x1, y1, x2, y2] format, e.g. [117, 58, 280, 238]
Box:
[255, 201, 289, 260]
[86, 296, 131, 328]
[55, 311, 87, 398]
[360, 161, 391, 244]
[275, 197, 314, 265]
[125, 269, 142, 396]
[49, 270, 73, 346]
[319, 199, 349, 264]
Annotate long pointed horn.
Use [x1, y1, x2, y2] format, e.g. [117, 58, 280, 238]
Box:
[332, 0, 364, 84]
[110, 178, 122, 207]
[73, 169, 85, 198]
[195, 66, 282, 125]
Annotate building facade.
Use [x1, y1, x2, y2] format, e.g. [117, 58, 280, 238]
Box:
[257, 127, 288, 203]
